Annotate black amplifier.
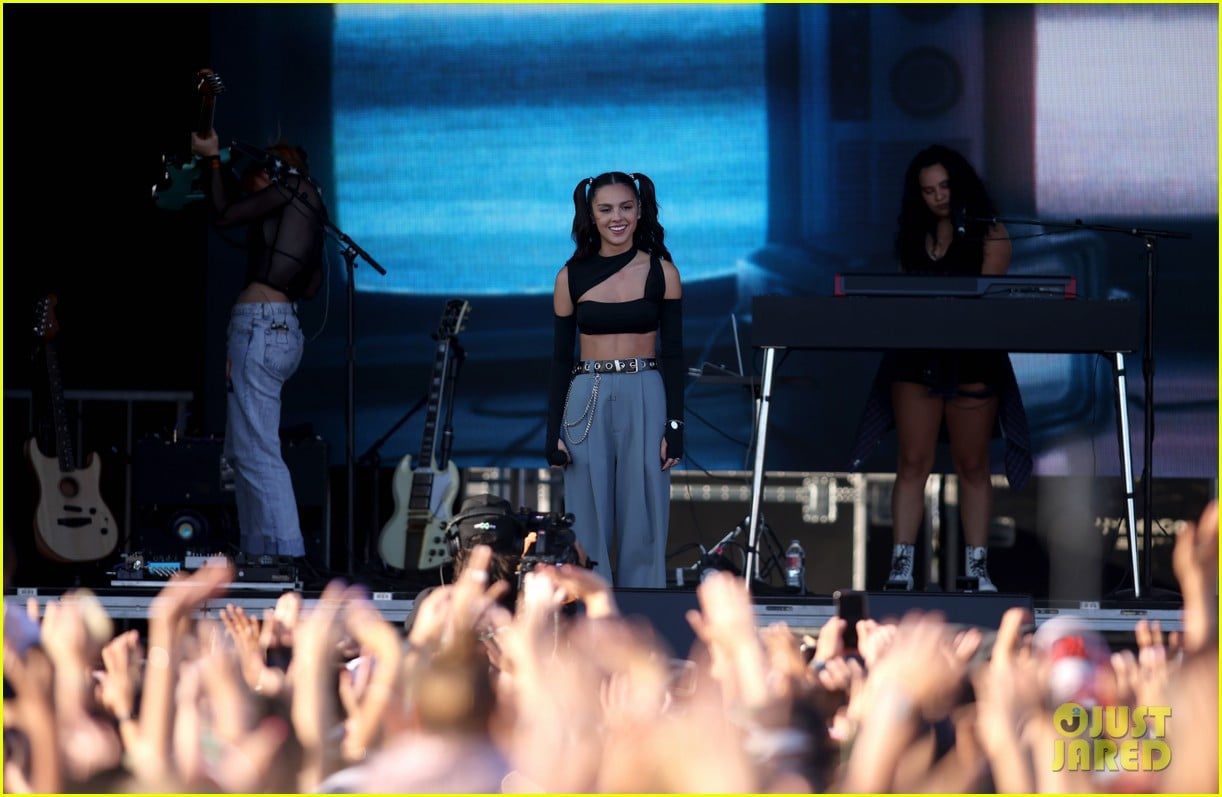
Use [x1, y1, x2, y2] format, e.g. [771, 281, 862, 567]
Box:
[132, 436, 331, 567]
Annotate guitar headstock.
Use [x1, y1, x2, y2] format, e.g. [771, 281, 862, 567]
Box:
[196, 68, 226, 98]
[33, 294, 60, 343]
[436, 299, 471, 341]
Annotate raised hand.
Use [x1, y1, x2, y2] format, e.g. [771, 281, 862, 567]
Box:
[3, 645, 62, 793]
[1173, 499, 1218, 653]
[856, 618, 897, 669]
[406, 585, 455, 650]
[446, 544, 510, 646]
[971, 607, 1038, 793]
[220, 603, 285, 696]
[758, 622, 808, 697]
[97, 629, 142, 727]
[290, 580, 349, 791]
[37, 594, 124, 782]
[38, 599, 93, 673]
[807, 615, 845, 667]
[686, 571, 770, 711]
[840, 612, 977, 792]
[339, 588, 405, 762]
[137, 561, 235, 781]
[873, 613, 974, 719]
[260, 589, 302, 652]
[550, 562, 619, 619]
[1132, 618, 1171, 707]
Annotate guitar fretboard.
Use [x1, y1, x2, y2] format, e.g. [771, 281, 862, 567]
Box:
[43, 344, 76, 473]
[414, 342, 453, 509]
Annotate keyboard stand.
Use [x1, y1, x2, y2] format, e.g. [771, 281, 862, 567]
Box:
[743, 345, 1141, 597]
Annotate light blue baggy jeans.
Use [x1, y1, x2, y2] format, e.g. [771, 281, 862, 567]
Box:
[225, 303, 305, 556]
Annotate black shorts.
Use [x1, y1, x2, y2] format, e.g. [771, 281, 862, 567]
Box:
[890, 349, 1003, 399]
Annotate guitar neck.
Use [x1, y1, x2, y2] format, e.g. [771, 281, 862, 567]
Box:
[416, 339, 453, 469]
[196, 95, 216, 136]
[192, 69, 223, 136]
[43, 343, 76, 473]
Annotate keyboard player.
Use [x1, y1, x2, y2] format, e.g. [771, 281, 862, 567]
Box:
[849, 144, 1032, 592]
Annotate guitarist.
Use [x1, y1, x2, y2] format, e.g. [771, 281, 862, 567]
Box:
[190, 127, 327, 561]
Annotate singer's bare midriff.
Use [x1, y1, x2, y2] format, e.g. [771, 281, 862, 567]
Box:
[235, 281, 291, 305]
[579, 330, 658, 361]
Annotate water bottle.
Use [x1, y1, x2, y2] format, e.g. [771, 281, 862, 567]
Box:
[784, 539, 805, 592]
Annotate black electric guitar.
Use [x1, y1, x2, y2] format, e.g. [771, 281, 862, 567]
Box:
[25, 295, 119, 563]
[378, 299, 471, 570]
[152, 68, 227, 209]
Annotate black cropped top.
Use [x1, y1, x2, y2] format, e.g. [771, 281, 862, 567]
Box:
[572, 251, 666, 334]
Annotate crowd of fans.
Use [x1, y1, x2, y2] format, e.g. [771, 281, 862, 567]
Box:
[3, 501, 1217, 793]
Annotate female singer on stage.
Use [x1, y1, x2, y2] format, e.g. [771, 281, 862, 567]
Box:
[545, 172, 684, 589]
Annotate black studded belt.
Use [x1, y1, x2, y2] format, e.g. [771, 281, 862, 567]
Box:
[573, 357, 658, 375]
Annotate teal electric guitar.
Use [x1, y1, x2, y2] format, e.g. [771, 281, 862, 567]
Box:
[151, 68, 227, 209]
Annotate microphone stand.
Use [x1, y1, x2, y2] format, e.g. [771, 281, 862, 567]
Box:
[971, 214, 1190, 599]
[325, 223, 387, 576]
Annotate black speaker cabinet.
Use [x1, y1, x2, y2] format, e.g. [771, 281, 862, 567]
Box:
[613, 588, 701, 660]
[133, 436, 331, 566]
[859, 590, 1034, 631]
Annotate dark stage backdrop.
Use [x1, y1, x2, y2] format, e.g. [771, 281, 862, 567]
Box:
[3, 6, 1216, 538]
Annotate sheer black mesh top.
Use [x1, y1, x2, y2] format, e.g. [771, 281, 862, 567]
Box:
[202, 165, 327, 301]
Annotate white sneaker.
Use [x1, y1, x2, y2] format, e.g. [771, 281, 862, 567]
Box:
[887, 543, 915, 590]
[966, 546, 997, 592]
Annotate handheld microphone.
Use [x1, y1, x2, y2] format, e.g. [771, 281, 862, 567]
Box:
[952, 205, 968, 238]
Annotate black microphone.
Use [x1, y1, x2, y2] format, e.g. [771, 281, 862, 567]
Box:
[952, 205, 968, 238]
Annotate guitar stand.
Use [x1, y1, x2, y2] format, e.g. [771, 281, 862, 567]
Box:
[675, 512, 786, 588]
[358, 394, 430, 467]
[356, 392, 429, 569]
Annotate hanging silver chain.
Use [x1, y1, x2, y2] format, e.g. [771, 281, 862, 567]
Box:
[561, 373, 600, 446]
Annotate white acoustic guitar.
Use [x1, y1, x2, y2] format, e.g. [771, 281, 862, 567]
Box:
[378, 299, 470, 570]
[25, 294, 119, 562]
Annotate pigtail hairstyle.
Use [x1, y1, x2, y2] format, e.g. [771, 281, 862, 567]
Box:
[630, 172, 673, 263]
[568, 177, 599, 264]
[567, 172, 673, 266]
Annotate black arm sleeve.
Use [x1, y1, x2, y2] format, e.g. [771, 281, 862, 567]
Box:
[546, 313, 577, 464]
[659, 298, 685, 458]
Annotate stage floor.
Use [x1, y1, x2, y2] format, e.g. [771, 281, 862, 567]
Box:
[7, 585, 1183, 655]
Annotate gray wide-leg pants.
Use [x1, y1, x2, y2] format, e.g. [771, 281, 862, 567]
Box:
[562, 370, 670, 588]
